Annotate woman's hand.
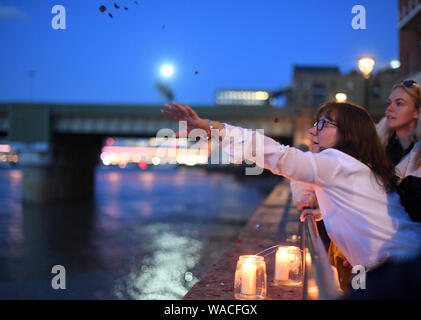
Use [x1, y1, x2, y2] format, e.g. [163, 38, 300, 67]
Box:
[161, 102, 209, 137]
[299, 208, 323, 222]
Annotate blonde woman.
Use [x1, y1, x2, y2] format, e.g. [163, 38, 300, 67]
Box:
[377, 80, 421, 178]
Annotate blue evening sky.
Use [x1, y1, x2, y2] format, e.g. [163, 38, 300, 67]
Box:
[0, 0, 398, 106]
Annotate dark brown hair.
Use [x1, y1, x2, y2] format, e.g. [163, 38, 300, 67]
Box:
[316, 101, 398, 192]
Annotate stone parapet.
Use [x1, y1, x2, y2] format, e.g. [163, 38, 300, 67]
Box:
[183, 180, 303, 300]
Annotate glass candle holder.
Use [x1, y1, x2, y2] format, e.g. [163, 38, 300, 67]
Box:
[274, 246, 302, 286]
[234, 255, 267, 300]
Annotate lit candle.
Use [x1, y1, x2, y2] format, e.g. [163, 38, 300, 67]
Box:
[275, 247, 290, 281]
[241, 260, 257, 295]
[307, 279, 319, 300]
[288, 246, 301, 273]
[331, 266, 342, 292]
[235, 255, 266, 300]
[305, 251, 312, 267]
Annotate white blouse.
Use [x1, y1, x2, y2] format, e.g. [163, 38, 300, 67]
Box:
[221, 124, 421, 269]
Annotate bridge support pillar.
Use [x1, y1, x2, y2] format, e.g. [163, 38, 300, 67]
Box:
[16, 135, 102, 204]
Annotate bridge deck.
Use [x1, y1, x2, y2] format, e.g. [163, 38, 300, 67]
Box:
[0, 103, 295, 138]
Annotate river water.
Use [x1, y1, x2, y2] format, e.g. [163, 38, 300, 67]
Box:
[0, 166, 279, 299]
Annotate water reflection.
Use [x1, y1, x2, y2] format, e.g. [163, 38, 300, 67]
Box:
[113, 223, 202, 300]
[0, 167, 279, 299]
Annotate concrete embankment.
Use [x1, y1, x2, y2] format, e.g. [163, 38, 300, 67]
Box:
[183, 180, 303, 300]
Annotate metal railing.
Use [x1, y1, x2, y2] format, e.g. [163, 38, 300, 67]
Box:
[301, 215, 342, 300]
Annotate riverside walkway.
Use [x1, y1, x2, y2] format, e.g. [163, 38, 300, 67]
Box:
[183, 180, 303, 300]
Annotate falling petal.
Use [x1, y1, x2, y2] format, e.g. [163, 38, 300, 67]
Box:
[114, 3, 120, 9]
[109, 13, 113, 18]
[195, 71, 199, 75]
[162, 25, 166, 30]
[99, 5, 106, 12]
[124, 7, 128, 10]
[274, 117, 280, 123]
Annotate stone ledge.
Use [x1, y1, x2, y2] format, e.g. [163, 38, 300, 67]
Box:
[183, 180, 303, 300]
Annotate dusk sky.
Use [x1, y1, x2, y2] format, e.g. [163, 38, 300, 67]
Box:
[0, 0, 398, 106]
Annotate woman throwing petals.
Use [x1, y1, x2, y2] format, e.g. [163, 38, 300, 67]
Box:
[162, 101, 421, 271]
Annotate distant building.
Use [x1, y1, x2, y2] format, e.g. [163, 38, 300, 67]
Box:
[289, 66, 363, 108]
[215, 89, 273, 106]
[398, 0, 421, 83]
[288, 65, 398, 121]
[369, 67, 400, 117]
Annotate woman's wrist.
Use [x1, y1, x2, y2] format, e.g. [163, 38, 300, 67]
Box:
[200, 119, 226, 139]
[205, 119, 213, 136]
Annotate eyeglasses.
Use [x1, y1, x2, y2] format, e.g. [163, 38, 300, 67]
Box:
[397, 80, 418, 88]
[313, 118, 337, 132]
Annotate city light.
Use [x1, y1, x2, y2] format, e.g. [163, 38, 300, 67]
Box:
[99, 139, 209, 168]
[390, 59, 400, 69]
[106, 137, 114, 146]
[151, 156, 161, 166]
[0, 144, 18, 165]
[335, 93, 347, 102]
[255, 91, 269, 100]
[0, 144, 11, 153]
[216, 90, 271, 105]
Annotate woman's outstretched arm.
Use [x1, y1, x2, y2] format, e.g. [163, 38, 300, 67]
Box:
[161, 102, 225, 137]
[161, 102, 339, 186]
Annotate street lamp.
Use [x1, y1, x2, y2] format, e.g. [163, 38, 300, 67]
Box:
[358, 57, 375, 79]
[335, 93, 347, 103]
[357, 56, 375, 109]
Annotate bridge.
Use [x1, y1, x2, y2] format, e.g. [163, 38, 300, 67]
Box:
[0, 103, 300, 204]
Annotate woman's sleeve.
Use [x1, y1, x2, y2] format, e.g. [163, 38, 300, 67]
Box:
[220, 123, 340, 186]
[290, 180, 318, 210]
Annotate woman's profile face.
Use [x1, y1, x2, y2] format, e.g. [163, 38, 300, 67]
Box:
[386, 88, 419, 132]
[308, 116, 338, 153]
